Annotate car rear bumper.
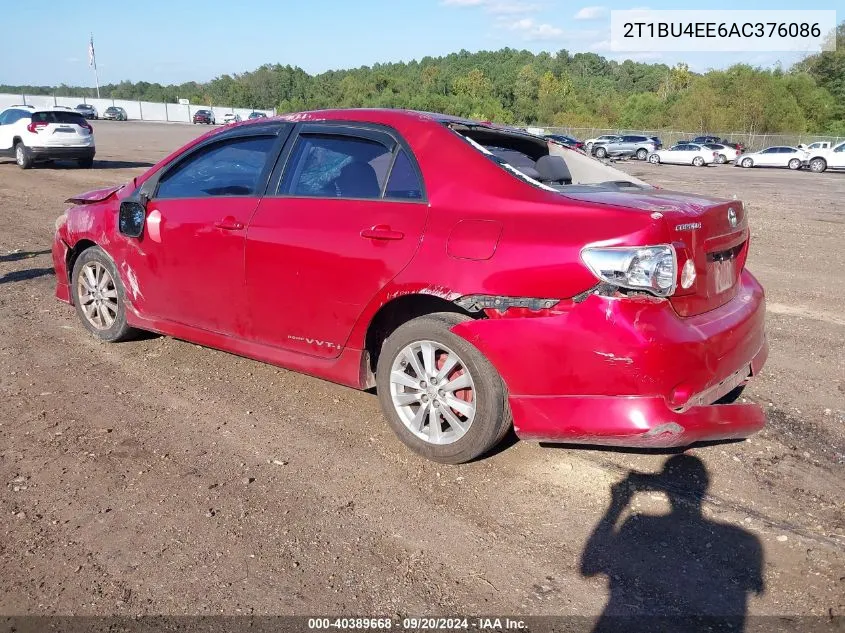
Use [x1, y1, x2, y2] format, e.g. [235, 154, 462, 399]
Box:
[451, 269, 768, 448]
[30, 146, 95, 161]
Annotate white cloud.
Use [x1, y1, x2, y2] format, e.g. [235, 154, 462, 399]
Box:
[505, 17, 564, 40]
[486, 1, 541, 13]
[574, 6, 608, 20]
[442, 0, 541, 12]
[588, 39, 611, 51]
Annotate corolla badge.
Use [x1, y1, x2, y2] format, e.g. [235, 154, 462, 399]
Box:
[728, 207, 738, 227]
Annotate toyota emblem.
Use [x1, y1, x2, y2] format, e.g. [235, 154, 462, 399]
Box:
[728, 207, 738, 227]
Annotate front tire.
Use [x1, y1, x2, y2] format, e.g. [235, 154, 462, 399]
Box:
[717, 153, 727, 164]
[595, 146, 607, 159]
[71, 246, 137, 343]
[648, 154, 660, 164]
[376, 313, 511, 464]
[741, 157, 753, 168]
[15, 142, 32, 169]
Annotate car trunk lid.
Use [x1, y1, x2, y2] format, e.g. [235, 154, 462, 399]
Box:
[562, 189, 749, 316]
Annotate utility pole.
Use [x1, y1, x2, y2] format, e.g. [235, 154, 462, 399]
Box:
[89, 34, 100, 99]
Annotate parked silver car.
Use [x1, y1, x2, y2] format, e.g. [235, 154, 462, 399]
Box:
[592, 135, 661, 160]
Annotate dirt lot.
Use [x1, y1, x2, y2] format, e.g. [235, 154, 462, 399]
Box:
[0, 121, 843, 623]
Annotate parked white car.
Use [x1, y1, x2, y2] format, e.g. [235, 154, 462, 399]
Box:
[737, 146, 807, 170]
[702, 143, 738, 164]
[0, 106, 95, 169]
[584, 134, 621, 153]
[804, 141, 845, 173]
[222, 113, 242, 124]
[647, 143, 716, 167]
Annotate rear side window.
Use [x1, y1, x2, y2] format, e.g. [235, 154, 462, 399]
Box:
[156, 135, 276, 199]
[0, 109, 28, 125]
[280, 134, 391, 199]
[385, 150, 423, 200]
[31, 111, 87, 125]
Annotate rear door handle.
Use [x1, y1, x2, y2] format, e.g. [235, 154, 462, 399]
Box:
[214, 216, 244, 231]
[360, 225, 404, 241]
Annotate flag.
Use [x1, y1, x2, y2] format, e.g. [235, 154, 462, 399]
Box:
[88, 35, 96, 68]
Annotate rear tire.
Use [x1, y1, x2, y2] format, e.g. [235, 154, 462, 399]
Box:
[77, 157, 94, 169]
[71, 246, 137, 343]
[788, 158, 801, 170]
[376, 312, 511, 464]
[636, 148, 648, 160]
[809, 158, 826, 173]
[693, 156, 705, 167]
[14, 142, 32, 169]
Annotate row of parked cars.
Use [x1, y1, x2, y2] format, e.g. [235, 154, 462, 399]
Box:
[192, 109, 268, 125]
[545, 132, 845, 174]
[62, 104, 269, 125]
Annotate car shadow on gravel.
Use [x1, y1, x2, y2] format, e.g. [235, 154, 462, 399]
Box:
[0, 249, 51, 263]
[0, 267, 54, 284]
[581, 455, 764, 633]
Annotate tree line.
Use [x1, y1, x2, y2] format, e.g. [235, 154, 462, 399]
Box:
[4, 24, 843, 135]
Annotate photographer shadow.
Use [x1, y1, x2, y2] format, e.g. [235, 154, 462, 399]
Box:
[581, 455, 764, 633]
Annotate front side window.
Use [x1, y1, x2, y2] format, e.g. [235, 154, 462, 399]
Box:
[156, 136, 276, 199]
[280, 134, 391, 199]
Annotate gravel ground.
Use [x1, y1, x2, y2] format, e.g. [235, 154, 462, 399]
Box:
[0, 121, 842, 623]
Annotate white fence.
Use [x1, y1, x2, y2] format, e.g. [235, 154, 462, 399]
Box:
[0, 93, 275, 123]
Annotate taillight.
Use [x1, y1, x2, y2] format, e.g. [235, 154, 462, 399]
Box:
[27, 121, 48, 133]
[79, 121, 93, 134]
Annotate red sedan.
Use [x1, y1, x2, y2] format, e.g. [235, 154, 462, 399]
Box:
[52, 109, 768, 464]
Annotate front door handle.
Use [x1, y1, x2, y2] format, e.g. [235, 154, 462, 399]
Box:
[214, 216, 244, 231]
[360, 225, 404, 241]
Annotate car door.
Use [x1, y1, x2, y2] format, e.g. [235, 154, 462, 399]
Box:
[756, 148, 778, 166]
[829, 143, 845, 168]
[244, 123, 429, 358]
[121, 130, 285, 336]
[0, 109, 24, 152]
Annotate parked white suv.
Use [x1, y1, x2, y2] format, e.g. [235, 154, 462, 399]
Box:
[804, 141, 845, 173]
[0, 106, 96, 169]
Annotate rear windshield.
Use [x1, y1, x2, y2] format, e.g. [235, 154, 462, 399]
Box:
[32, 111, 87, 124]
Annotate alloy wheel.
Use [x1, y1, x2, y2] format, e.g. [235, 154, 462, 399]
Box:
[77, 261, 119, 330]
[15, 145, 24, 165]
[389, 340, 476, 446]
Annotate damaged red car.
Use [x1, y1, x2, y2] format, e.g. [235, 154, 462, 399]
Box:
[52, 109, 768, 464]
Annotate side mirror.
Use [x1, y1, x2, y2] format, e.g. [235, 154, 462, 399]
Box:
[119, 201, 146, 238]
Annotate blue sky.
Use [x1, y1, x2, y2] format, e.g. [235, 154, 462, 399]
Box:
[0, 0, 839, 87]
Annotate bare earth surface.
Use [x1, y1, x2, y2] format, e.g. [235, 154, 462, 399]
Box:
[0, 122, 842, 622]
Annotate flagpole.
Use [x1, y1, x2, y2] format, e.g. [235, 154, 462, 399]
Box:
[89, 33, 100, 99]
